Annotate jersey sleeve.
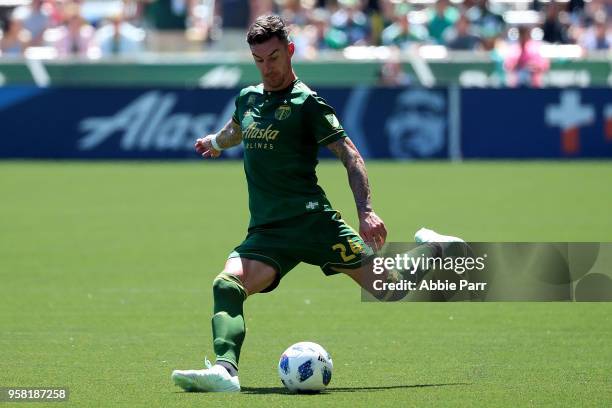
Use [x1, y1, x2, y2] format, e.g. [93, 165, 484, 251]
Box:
[303, 94, 347, 145]
[232, 87, 253, 125]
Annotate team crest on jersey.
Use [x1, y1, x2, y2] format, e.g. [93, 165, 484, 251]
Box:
[275, 105, 292, 121]
[247, 95, 257, 106]
[325, 113, 340, 128]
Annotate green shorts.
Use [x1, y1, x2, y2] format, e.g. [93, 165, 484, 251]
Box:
[229, 209, 374, 292]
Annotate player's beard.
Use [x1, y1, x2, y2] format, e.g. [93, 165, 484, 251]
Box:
[265, 71, 285, 90]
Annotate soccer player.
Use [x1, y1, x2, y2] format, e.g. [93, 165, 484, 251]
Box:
[171, 14, 463, 393]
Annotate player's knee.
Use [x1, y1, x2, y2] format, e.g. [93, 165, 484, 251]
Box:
[212, 272, 248, 300]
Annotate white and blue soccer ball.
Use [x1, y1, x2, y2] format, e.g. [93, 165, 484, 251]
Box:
[278, 342, 333, 393]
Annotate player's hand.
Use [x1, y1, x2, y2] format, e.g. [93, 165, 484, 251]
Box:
[194, 135, 221, 159]
[358, 211, 387, 251]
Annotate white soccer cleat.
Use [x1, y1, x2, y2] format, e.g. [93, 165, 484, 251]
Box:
[414, 227, 465, 244]
[414, 227, 472, 262]
[171, 358, 240, 393]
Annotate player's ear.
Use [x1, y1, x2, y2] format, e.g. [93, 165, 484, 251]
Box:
[288, 42, 295, 57]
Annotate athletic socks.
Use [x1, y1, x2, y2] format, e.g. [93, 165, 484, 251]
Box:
[211, 272, 247, 371]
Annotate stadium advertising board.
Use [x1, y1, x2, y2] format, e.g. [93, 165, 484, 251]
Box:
[0, 86, 610, 159]
[461, 88, 612, 158]
[0, 87, 450, 160]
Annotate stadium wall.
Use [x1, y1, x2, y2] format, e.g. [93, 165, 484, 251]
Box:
[0, 59, 609, 87]
[0, 86, 610, 159]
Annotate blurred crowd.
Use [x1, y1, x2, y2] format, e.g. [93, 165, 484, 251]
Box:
[281, 0, 610, 53]
[0, 0, 147, 57]
[0, 0, 609, 85]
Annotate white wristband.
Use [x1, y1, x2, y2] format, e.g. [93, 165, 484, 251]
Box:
[210, 134, 224, 151]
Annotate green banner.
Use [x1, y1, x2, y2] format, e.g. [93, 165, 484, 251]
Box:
[0, 58, 609, 87]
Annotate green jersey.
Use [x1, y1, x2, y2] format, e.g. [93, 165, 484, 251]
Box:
[232, 79, 346, 228]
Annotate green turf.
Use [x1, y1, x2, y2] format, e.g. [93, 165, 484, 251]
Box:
[1, 161, 611, 407]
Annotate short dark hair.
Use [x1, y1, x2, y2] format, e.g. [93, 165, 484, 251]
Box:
[246, 15, 289, 45]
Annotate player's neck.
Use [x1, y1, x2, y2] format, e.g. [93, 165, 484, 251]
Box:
[264, 71, 297, 92]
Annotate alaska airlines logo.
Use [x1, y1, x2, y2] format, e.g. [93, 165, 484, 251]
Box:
[77, 91, 219, 151]
[243, 123, 279, 142]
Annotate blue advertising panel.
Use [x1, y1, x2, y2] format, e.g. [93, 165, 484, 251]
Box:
[1, 86, 609, 159]
[461, 88, 612, 158]
[0, 86, 450, 160]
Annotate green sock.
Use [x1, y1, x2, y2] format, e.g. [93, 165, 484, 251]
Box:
[211, 273, 247, 368]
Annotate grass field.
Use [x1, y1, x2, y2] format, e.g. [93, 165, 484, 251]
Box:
[1, 161, 612, 407]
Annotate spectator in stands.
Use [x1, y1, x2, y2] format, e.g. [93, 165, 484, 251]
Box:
[564, 0, 586, 29]
[361, 0, 382, 45]
[541, 1, 569, 44]
[291, 24, 322, 59]
[579, 16, 610, 50]
[185, 0, 216, 45]
[377, 0, 400, 23]
[277, 0, 328, 58]
[45, 4, 94, 57]
[445, 14, 481, 50]
[604, 0, 612, 17]
[95, 12, 145, 56]
[460, 0, 477, 13]
[463, 0, 504, 40]
[481, 29, 506, 85]
[324, 0, 370, 49]
[427, 0, 459, 44]
[504, 26, 549, 87]
[280, 0, 312, 27]
[11, 0, 51, 46]
[139, 0, 188, 51]
[569, 0, 610, 26]
[381, 13, 427, 48]
[600, 2, 610, 19]
[0, 17, 28, 55]
[45, 0, 68, 27]
[308, 7, 331, 50]
[566, 0, 585, 16]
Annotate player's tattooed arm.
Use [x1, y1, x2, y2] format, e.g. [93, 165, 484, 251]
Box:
[215, 119, 243, 148]
[328, 137, 387, 248]
[327, 137, 372, 214]
[194, 119, 242, 158]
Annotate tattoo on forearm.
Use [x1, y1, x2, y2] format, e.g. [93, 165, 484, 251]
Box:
[328, 138, 372, 214]
[216, 120, 243, 148]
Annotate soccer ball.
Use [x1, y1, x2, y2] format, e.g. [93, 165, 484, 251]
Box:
[278, 342, 333, 393]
